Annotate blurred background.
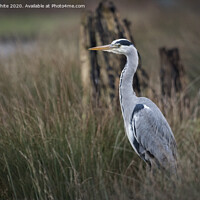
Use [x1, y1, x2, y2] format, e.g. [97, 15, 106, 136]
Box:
[1, 0, 200, 82]
[0, 0, 199, 199]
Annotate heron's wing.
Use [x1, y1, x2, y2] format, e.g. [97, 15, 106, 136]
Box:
[131, 104, 177, 169]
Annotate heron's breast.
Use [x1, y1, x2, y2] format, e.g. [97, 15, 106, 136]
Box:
[124, 124, 140, 156]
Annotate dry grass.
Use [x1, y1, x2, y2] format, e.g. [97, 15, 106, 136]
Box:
[0, 3, 200, 199]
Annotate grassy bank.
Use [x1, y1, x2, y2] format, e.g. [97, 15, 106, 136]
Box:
[0, 33, 199, 199]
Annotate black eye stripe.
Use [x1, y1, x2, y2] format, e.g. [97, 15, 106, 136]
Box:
[115, 40, 133, 46]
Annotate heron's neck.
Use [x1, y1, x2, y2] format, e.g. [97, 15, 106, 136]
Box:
[119, 50, 138, 114]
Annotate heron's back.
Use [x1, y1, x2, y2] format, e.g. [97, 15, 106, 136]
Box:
[123, 97, 177, 173]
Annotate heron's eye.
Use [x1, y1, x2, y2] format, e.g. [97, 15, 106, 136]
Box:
[116, 43, 121, 48]
[114, 43, 121, 48]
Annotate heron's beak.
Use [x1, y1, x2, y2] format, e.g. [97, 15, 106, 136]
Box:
[88, 44, 112, 51]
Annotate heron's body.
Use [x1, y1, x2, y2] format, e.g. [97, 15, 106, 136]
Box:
[89, 39, 177, 173]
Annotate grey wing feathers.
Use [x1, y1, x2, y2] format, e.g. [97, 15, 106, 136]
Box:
[131, 104, 177, 172]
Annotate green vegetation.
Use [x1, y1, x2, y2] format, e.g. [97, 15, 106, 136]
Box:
[0, 4, 199, 200]
[0, 13, 80, 38]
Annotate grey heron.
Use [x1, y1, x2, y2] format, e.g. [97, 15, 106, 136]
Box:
[89, 39, 177, 174]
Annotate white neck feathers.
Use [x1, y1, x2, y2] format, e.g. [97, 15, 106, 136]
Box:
[119, 48, 139, 114]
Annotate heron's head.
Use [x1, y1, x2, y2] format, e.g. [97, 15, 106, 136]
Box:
[89, 39, 135, 56]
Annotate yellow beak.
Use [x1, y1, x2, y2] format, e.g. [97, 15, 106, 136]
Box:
[88, 44, 112, 51]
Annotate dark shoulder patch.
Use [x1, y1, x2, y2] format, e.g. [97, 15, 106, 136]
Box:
[116, 40, 133, 46]
[133, 104, 144, 115]
[130, 104, 144, 126]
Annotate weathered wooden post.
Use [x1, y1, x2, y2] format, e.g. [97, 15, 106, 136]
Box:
[80, 0, 149, 105]
[159, 47, 189, 119]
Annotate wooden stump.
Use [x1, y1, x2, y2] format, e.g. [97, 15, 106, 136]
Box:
[160, 47, 186, 97]
[159, 47, 189, 119]
[80, 0, 149, 105]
